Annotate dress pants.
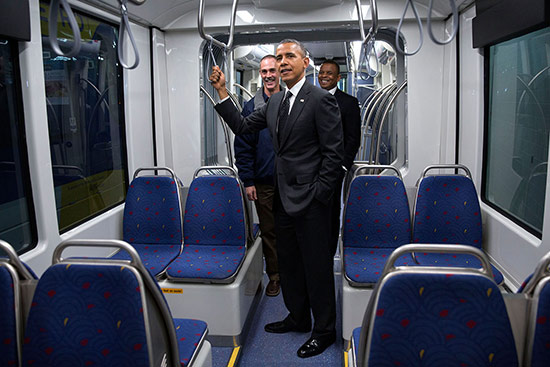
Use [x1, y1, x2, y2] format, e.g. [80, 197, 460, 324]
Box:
[274, 190, 336, 338]
[254, 183, 279, 281]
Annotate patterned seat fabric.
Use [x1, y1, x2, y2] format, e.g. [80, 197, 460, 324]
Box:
[22, 264, 150, 367]
[174, 318, 208, 367]
[114, 176, 183, 276]
[343, 175, 411, 284]
[0, 266, 17, 366]
[367, 273, 518, 366]
[167, 176, 246, 281]
[530, 279, 550, 367]
[413, 175, 504, 283]
[343, 248, 412, 283]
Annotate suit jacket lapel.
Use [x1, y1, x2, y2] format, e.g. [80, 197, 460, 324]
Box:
[271, 92, 284, 152]
[279, 84, 309, 149]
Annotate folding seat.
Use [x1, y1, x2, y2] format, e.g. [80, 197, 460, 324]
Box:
[349, 244, 519, 367]
[0, 240, 38, 367]
[22, 239, 212, 367]
[520, 251, 550, 367]
[158, 166, 263, 346]
[111, 167, 184, 278]
[412, 164, 504, 284]
[341, 165, 413, 346]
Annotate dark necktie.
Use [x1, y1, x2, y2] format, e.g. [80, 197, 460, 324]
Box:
[277, 91, 292, 142]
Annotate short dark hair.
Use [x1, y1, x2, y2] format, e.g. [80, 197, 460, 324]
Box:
[260, 54, 276, 63]
[321, 59, 340, 74]
[277, 39, 308, 58]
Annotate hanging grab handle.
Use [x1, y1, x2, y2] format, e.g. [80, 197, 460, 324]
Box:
[427, 0, 459, 45]
[117, 0, 140, 69]
[355, 0, 378, 45]
[198, 0, 239, 51]
[48, 0, 81, 58]
[396, 0, 423, 56]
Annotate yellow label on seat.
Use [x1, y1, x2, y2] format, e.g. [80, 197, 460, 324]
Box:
[161, 288, 183, 294]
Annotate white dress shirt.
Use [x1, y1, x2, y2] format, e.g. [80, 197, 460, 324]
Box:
[328, 86, 337, 95]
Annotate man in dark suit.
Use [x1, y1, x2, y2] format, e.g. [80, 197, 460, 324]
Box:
[210, 39, 343, 358]
[318, 60, 361, 257]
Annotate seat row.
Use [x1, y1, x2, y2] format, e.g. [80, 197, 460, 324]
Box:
[341, 164, 504, 345]
[0, 239, 212, 367]
[110, 166, 264, 346]
[348, 244, 550, 367]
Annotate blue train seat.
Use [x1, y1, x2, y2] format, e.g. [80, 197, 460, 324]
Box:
[111, 167, 184, 278]
[166, 167, 248, 283]
[0, 240, 38, 367]
[22, 240, 211, 367]
[341, 165, 413, 346]
[520, 251, 550, 367]
[350, 244, 518, 367]
[158, 166, 263, 346]
[412, 165, 504, 284]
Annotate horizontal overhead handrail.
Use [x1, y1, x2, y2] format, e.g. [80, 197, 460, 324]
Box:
[49, 0, 81, 58]
[117, 0, 140, 69]
[198, 0, 239, 51]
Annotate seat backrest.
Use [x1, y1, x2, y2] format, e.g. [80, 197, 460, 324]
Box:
[184, 175, 246, 247]
[413, 175, 482, 247]
[0, 264, 19, 366]
[343, 175, 410, 249]
[362, 271, 518, 366]
[527, 277, 550, 367]
[0, 240, 38, 367]
[123, 175, 183, 245]
[22, 240, 184, 367]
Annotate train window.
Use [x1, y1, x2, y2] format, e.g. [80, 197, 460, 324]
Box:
[40, 2, 128, 232]
[0, 39, 37, 253]
[483, 27, 550, 236]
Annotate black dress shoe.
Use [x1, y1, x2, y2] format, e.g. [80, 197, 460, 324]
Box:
[297, 333, 336, 358]
[264, 319, 311, 334]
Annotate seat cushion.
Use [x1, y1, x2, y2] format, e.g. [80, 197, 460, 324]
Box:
[0, 266, 17, 366]
[110, 244, 181, 277]
[174, 318, 208, 367]
[343, 247, 413, 284]
[22, 264, 149, 367]
[415, 252, 504, 284]
[166, 245, 245, 281]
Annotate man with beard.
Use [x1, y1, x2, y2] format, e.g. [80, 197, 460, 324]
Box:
[318, 60, 361, 257]
[234, 55, 281, 297]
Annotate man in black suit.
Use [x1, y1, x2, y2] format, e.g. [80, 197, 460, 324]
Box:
[318, 60, 361, 257]
[209, 39, 343, 358]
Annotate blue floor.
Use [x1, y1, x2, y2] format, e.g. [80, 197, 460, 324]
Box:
[212, 261, 344, 367]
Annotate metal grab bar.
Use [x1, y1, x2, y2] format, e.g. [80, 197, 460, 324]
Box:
[420, 164, 472, 179]
[396, 0, 423, 56]
[0, 240, 35, 281]
[427, 0, 459, 46]
[48, 0, 81, 58]
[117, 0, 140, 69]
[200, 85, 236, 168]
[375, 80, 407, 165]
[198, 0, 239, 51]
[133, 166, 177, 180]
[233, 83, 254, 99]
[367, 83, 398, 163]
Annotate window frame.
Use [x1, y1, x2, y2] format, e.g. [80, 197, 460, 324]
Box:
[481, 31, 548, 239]
[1, 38, 39, 254]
